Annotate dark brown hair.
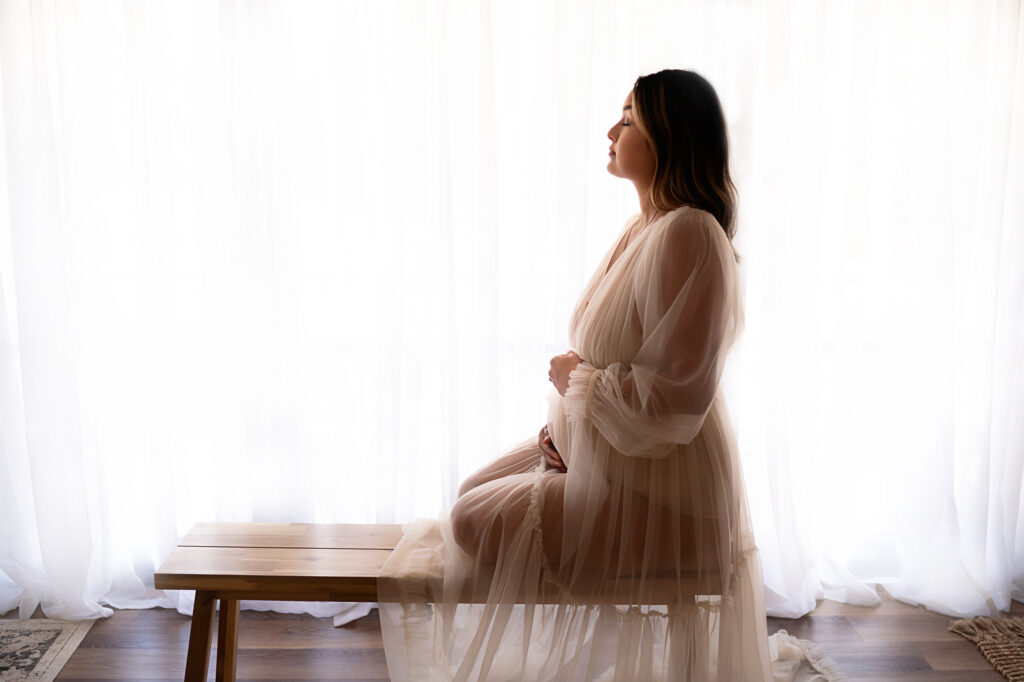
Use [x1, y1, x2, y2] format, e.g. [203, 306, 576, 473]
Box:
[631, 69, 739, 257]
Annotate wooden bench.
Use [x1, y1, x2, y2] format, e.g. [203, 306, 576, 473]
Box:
[154, 522, 403, 682]
[155, 521, 722, 681]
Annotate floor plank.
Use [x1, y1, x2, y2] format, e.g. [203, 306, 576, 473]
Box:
[30, 592, 1021, 680]
[55, 608, 390, 681]
[765, 615, 863, 643]
[846, 614, 967, 643]
[913, 640, 995, 671]
[765, 588, 1022, 682]
[819, 641, 933, 677]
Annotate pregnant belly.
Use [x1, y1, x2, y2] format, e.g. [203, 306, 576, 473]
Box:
[545, 390, 571, 467]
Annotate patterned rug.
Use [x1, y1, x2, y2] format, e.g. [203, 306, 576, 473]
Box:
[949, 616, 1024, 682]
[0, 619, 94, 681]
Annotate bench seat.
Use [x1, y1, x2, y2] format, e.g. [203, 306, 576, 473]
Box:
[155, 522, 402, 681]
[154, 521, 721, 681]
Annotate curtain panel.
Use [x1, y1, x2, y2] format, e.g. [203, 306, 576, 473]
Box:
[0, 0, 1021, 621]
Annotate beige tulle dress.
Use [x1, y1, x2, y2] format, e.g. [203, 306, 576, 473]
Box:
[378, 206, 843, 681]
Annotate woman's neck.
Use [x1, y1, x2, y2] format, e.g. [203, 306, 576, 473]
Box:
[638, 203, 666, 229]
[634, 184, 665, 228]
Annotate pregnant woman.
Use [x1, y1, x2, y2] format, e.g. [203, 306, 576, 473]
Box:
[379, 69, 841, 682]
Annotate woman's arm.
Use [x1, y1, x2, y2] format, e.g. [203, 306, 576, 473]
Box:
[564, 210, 742, 456]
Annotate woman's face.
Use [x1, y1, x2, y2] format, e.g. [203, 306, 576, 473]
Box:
[606, 91, 655, 186]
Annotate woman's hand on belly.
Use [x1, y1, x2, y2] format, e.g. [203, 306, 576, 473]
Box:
[538, 425, 567, 473]
[548, 350, 581, 396]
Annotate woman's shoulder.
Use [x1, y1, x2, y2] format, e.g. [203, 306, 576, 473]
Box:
[657, 205, 724, 247]
[662, 204, 719, 230]
[652, 205, 737, 269]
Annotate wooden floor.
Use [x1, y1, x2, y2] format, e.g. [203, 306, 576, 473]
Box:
[29, 591, 1021, 680]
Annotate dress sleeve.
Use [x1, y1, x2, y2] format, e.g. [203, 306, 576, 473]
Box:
[563, 210, 743, 456]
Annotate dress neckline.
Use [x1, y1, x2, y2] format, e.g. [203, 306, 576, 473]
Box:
[603, 205, 691, 276]
[573, 205, 699, 342]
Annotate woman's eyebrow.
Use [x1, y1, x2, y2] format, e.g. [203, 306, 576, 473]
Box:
[623, 105, 632, 111]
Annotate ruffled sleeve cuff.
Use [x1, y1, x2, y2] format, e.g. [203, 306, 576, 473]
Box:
[563, 362, 603, 423]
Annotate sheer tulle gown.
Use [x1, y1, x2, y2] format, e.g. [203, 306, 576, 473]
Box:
[378, 206, 843, 681]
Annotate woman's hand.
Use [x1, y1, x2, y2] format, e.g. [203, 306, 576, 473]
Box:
[548, 350, 581, 397]
[538, 425, 566, 472]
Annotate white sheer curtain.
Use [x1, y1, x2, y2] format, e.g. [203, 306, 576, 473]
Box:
[726, 0, 1024, 618]
[0, 0, 1021, 623]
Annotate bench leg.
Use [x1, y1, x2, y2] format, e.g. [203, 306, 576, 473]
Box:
[185, 590, 216, 682]
[216, 598, 240, 681]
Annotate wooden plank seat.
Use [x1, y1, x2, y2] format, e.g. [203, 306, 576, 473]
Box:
[154, 522, 720, 681]
[155, 522, 401, 681]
